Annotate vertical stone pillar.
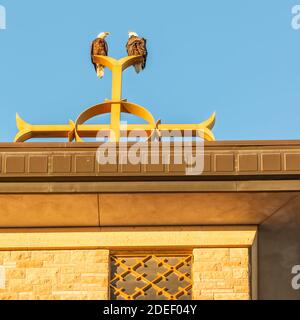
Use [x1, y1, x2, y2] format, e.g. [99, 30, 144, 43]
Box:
[192, 248, 250, 300]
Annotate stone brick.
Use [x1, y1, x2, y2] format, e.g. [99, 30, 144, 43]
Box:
[11, 252, 32, 261]
[194, 248, 229, 261]
[0, 249, 109, 300]
[9, 279, 34, 292]
[3, 262, 16, 268]
[33, 284, 53, 295]
[80, 274, 108, 286]
[19, 293, 35, 300]
[53, 252, 71, 264]
[214, 293, 249, 300]
[193, 248, 250, 300]
[35, 294, 56, 300]
[73, 283, 107, 291]
[6, 269, 26, 279]
[87, 291, 109, 300]
[53, 283, 75, 291]
[194, 262, 223, 272]
[59, 273, 81, 284]
[17, 260, 44, 268]
[232, 269, 249, 279]
[0, 293, 19, 300]
[234, 285, 250, 293]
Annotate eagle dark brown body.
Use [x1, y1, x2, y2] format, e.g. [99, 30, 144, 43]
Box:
[91, 36, 108, 78]
[126, 36, 148, 73]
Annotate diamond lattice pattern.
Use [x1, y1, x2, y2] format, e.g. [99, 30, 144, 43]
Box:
[110, 254, 192, 300]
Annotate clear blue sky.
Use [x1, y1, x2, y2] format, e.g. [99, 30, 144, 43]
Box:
[0, 0, 300, 142]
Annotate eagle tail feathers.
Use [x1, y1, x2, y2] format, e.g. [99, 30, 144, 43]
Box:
[96, 65, 105, 78]
[134, 64, 142, 74]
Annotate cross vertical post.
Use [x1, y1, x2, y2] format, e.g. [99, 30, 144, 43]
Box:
[110, 63, 123, 142]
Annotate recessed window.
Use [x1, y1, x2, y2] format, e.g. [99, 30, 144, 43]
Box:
[110, 253, 192, 300]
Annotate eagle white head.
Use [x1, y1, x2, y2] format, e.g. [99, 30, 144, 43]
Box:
[97, 32, 110, 39]
[128, 31, 139, 38]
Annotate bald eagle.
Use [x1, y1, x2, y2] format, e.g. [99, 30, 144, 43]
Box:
[126, 32, 148, 73]
[91, 32, 110, 78]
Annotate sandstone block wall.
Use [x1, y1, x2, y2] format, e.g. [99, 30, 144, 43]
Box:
[0, 247, 251, 300]
[0, 249, 109, 300]
[192, 248, 251, 300]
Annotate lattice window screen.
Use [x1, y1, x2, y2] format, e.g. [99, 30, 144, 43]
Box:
[110, 254, 192, 300]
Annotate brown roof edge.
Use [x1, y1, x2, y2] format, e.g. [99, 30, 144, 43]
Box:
[0, 139, 300, 149]
[0, 139, 300, 184]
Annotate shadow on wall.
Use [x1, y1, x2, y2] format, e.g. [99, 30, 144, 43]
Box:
[259, 195, 300, 299]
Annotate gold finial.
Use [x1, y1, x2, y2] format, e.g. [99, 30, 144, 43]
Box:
[14, 55, 216, 142]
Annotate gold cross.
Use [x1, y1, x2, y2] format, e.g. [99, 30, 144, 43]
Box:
[15, 55, 216, 142]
